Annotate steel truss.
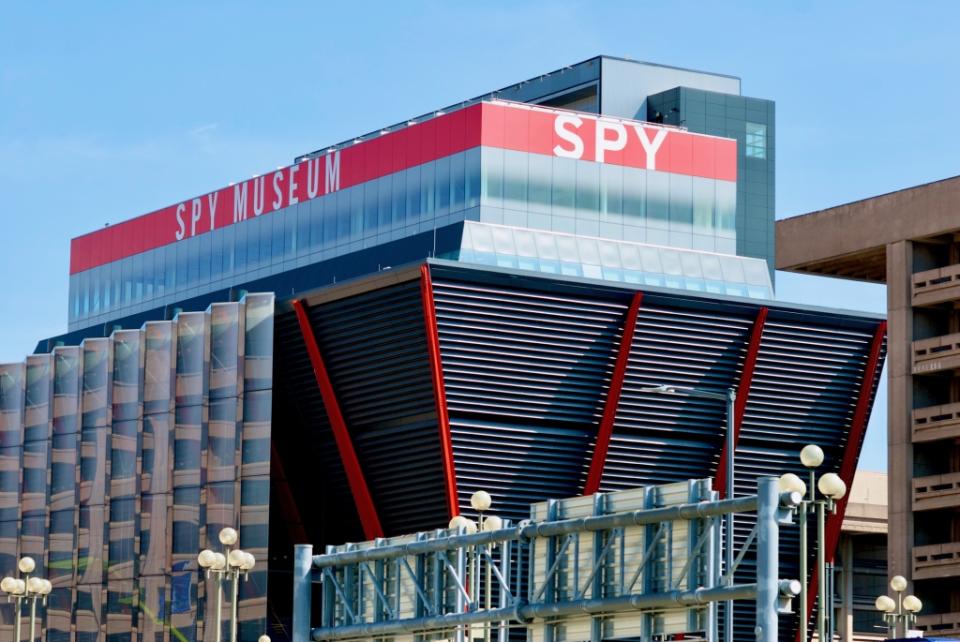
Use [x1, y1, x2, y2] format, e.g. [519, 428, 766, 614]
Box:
[293, 478, 800, 642]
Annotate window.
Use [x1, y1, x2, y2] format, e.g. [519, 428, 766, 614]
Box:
[746, 122, 766, 159]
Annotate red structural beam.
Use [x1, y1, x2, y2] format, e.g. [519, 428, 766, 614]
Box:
[826, 319, 888, 556]
[797, 320, 887, 642]
[714, 306, 769, 499]
[583, 292, 644, 496]
[420, 264, 460, 519]
[292, 298, 384, 540]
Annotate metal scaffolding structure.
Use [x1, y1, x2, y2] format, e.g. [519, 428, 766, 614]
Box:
[292, 477, 800, 642]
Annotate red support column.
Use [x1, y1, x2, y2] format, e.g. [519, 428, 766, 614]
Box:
[826, 320, 887, 554]
[420, 264, 460, 519]
[797, 320, 886, 642]
[583, 292, 644, 496]
[292, 298, 384, 540]
[714, 306, 769, 498]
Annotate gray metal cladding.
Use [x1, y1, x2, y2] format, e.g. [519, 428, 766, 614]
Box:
[429, 275, 629, 520]
[602, 302, 756, 490]
[277, 280, 448, 536]
[430, 279, 626, 426]
[448, 418, 592, 522]
[306, 281, 436, 431]
[351, 421, 448, 535]
[271, 310, 359, 545]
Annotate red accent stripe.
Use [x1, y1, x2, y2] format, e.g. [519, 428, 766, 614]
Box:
[714, 306, 768, 499]
[292, 298, 384, 540]
[420, 264, 460, 518]
[270, 442, 309, 544]
[795, 320, 886, 642]
[70, 102, 737, 275]
[583, 292, 644, 495]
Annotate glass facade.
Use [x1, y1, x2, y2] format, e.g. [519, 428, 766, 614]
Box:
[69, 149, 482, 330]
[478, 148, 736, 253]
[455, 221, 772, 299]
[646, 88, 775, 280]
[0, 294, 273, 641]
[68, 138, 739, 330]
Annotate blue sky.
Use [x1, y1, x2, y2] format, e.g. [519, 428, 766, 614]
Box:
[2, 1, 958, 472]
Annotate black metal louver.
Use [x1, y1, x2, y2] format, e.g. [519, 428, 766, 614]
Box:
[430, 276, 629, 518]
[302, 280, 448, 536]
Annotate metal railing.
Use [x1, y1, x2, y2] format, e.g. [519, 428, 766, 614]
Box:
[292, 477, 800, 642]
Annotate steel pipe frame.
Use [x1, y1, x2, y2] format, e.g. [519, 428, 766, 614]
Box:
[297, 480, 799, 642]
[310, 583, 762, 641]
[304, 478, 790, 642]
[311, 492, 793, 569]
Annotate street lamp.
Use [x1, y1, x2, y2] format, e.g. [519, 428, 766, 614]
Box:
[448, 492, 503, 642]
[778, 444, 846, 642]
[875, 575, 922, 638]
[198, 527, 256, 642]
[0, 556, 52, 642]
[641, 383, 736, 642]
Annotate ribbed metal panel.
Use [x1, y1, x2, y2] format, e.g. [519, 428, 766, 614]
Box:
[308, 280, 447, 535]
[308, 282, 437, 431]
[352, 421, 449, 535]
[272, 311, 360, 546]
[448, 418, 591, 521]
[431, 277, 629, 520]
[275, 281, 449, 537]
[601, 300, 755, 489]
[432, 279, 626, 426]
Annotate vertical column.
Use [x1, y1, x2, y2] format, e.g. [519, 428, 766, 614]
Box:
[0, 362, 25, 639]
[107, 329, 144, 639]
[841, 535, 853, 642]
[140, 321, 176, 642]
[171, 312, 210, 641]
[292, 544, 313, 642]
[238, 293, 274, 640]
[755, 477, 779, 642]
[886, 241, 914, 582]
[47, 346, 81, 642]
[22, 355, 53, 639]
[76, 338, 112, 642]
[203, 302, 245, 642]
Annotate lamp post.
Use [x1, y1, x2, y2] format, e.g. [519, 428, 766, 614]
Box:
[641, 384, 736, 642]
[875, 575, 922, 638]
[778, 445, 847, 642]
[0, 556, 52, 642]
[449, 491, 503, 642]
[198, 527, 256, 642]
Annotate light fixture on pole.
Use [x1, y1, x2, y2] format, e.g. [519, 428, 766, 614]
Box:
[0, 556, 52, 642]
[779, 444, 846, 642]
[875, 575, 921, 638]
[641, 383, 736, 642]
[198, 527, 256, 642]
[470, 490, 500, 642]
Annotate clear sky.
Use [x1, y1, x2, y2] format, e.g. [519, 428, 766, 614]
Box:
[2, 1, 958, 472]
